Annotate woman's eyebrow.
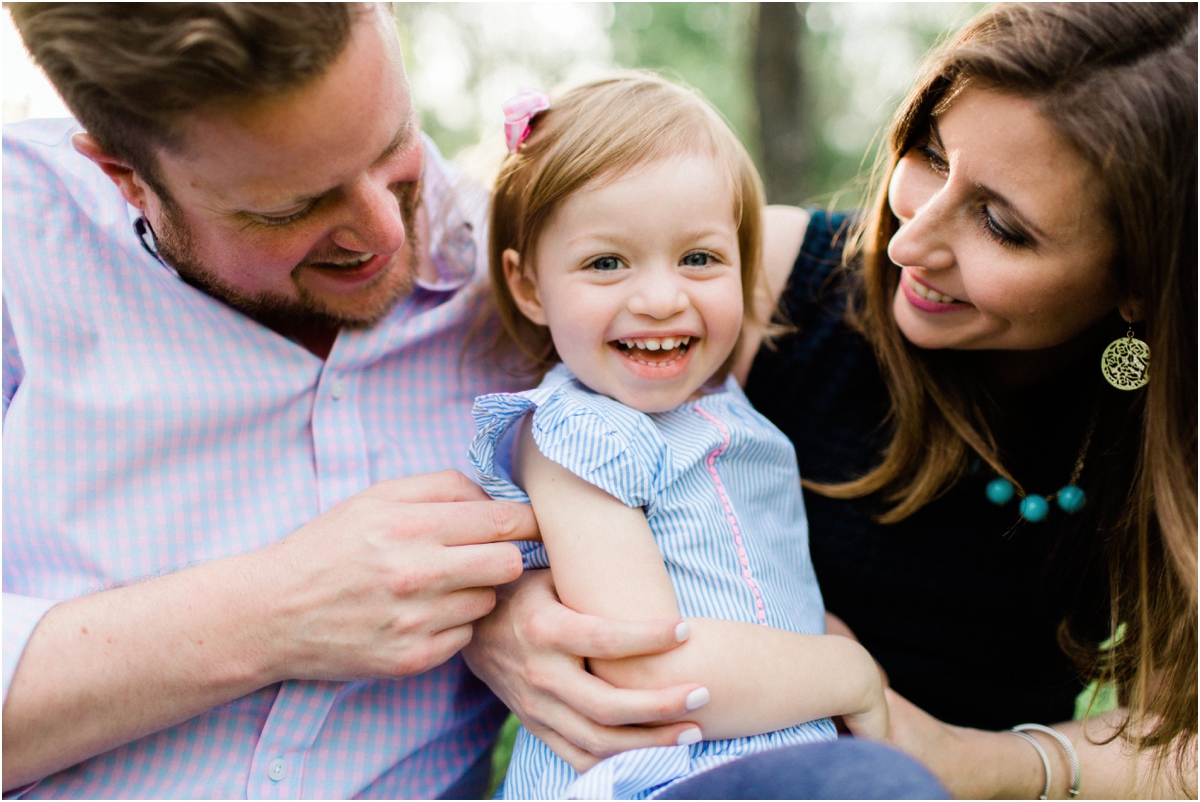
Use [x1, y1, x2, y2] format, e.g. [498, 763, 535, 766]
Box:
[930, 117, 1051, 242]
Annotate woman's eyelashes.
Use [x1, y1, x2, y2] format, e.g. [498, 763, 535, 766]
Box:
[915, 141, 1030, 249]
[918, 143, 950, 176]
[978, 206, 1028, 248]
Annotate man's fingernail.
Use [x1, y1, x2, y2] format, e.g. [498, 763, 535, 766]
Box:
[674, 622, 691, 642]
[676, 727, 703, 746]
[685, 687, 710, 710]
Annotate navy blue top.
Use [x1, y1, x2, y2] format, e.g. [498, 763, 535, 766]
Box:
[746, 211, 1112, 731]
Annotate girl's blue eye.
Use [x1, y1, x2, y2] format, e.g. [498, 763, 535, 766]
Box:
[682, 252, 712, 267]
[589, 256, 622, 271]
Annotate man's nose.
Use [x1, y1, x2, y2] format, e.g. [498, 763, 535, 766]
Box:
[330, 174, 407, 256]
[627, 269, 690, 319]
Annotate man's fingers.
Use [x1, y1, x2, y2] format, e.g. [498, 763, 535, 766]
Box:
[433, 543, 524, 593]
[399, 500, 540, 545]
[400, 623, 475, 676]
[423, 587, 501, 632]
[361, 469, 490, 504]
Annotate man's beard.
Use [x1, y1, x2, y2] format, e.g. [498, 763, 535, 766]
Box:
[154, 182, 421, 333]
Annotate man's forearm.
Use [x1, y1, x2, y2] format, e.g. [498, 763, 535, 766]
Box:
[3, 548, 277, 790]
[3, 473, 533, 791]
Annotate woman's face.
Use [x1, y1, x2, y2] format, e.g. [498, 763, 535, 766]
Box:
[887, 87, 1121, 351]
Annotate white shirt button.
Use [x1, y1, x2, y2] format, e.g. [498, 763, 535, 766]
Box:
[267, 758, 288, 781]
[330, 378, 347, 400]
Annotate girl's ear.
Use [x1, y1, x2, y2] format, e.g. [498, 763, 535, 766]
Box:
[503, 248, 548, 325]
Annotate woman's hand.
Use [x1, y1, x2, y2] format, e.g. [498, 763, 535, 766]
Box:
[461, 570, 704, 773]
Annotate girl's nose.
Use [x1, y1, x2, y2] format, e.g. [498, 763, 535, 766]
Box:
[329, 175, 408, 256]
[627, 270, 690, 319]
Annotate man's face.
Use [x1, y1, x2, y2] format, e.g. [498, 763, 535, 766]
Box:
[144, 5, 428, 331]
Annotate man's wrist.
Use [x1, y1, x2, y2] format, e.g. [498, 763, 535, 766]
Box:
[216, 545, 293, 688]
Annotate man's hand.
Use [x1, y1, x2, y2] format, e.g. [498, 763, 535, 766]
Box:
[3, 469, 531, 789]
[256, 469, 531, 682]
[462, 570, 705, 773]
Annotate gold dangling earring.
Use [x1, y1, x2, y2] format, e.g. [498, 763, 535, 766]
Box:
[1101, 315, 1149, 390]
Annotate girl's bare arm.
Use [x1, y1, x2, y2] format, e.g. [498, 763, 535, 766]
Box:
[515, 417, 887, 742]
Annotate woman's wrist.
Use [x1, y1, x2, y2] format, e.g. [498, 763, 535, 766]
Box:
[950, 726, 1073, 799]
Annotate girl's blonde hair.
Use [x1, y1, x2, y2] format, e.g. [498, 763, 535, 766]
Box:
[488, 71, 765, 379]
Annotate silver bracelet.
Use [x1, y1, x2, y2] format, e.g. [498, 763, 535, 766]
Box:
[1012, 730, 1052, 800]
[1013, 723, 1082, 798]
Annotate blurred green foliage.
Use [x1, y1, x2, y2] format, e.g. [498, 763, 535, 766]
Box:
[396, 3, 984, 208]
[607, 3, 758, 164]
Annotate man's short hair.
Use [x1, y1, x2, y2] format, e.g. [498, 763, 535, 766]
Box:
[8, 2, 364, 197]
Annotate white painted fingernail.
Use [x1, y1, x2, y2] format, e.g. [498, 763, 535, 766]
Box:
[685, 687, 710, 710]
[674, 622, 691, 642]
[676, 727, 703, 746]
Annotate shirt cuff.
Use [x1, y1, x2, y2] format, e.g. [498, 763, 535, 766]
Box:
[3, 593, 59, 704]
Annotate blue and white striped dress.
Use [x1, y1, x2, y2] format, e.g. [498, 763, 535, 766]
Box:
[471, 363, 836, 800]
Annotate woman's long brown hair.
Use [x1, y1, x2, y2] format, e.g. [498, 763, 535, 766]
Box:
[813, 2, 1197, 781]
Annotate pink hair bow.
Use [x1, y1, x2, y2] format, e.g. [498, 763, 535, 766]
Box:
[502, 89, 551, 154]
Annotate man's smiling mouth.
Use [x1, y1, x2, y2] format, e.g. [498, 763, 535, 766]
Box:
[308, 253, 375, 270]
[613, 336, 693, 365]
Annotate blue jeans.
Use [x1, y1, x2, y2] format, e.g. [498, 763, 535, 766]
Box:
[653, 738, 948, 799]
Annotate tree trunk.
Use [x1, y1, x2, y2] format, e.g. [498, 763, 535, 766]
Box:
[753, 2, 810, 205]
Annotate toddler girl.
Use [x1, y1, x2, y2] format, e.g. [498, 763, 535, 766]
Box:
[470, 73, 886, 800]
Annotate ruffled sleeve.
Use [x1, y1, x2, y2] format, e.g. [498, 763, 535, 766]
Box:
[470, 391, 536, 504]
[470, 366, 668, 511]
[526, 384, 665, 510]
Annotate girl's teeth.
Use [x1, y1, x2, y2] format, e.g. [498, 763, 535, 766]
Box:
[616, 337, 693, 351]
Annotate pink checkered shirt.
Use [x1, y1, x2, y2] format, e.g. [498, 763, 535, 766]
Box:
[3, 118, 523, 799]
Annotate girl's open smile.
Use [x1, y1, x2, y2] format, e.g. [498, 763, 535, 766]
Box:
[505, 155, 744, 413]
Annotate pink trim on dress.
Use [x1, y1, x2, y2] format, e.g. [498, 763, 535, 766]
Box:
[692, 404, 768, 625]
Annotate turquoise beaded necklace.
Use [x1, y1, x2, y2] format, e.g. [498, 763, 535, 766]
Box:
[985, 410, 1097, 523]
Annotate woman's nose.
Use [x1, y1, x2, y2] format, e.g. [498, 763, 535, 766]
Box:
[627, 269, 690, 319]
[887, 213, 955, 273]
[329, 175, 408, 256]
[887, 159, 955, 272]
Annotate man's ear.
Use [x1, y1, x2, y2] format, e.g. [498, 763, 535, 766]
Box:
[503, 248, 548, 325]
[71, 133, 155, 211]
